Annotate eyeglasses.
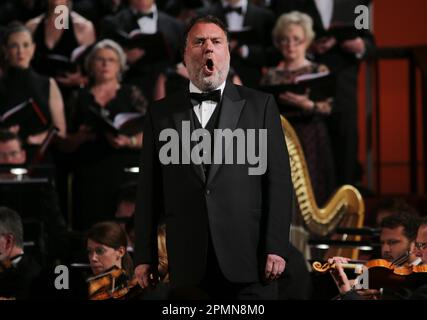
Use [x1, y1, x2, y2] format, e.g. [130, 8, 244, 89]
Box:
[87, 247, 107, 257]
[414, 242, 427, 250]
[93, 57, 119, 64]
[278, 37, 306, 46]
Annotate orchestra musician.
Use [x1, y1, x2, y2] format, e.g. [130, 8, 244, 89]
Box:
[86, 221, 169, 300]
[0, 207, 42, 300]
[327, 215, 426, 300]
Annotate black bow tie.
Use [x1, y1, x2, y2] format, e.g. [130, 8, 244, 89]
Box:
[190, 90, 221, 104]
[135, 11, 154, 19]
[224, 6, 243, 15]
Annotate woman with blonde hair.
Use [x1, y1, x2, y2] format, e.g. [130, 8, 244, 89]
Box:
[260, 11, 336, 206]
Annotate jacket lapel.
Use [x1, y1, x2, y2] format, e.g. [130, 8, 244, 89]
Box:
[207, 82, 246, 185]
[172, 91, 206, 184]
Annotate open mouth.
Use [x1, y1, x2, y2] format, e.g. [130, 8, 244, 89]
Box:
[206, 59, 214, 71]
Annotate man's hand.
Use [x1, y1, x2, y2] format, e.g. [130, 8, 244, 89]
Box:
[341, 37, 365, 55]
[134, 264, 158, 289]
[126, 48, 146, 64]
[328, 257, 352, 294]
[105, 133, 132, 148]
[56, 70, 87, 87]
[279, 91, 314, 111]
[311, 36, 337, 54]
[264, 254, 286, 281]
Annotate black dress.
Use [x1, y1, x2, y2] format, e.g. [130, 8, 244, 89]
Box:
[32, 13, 80, 78]
[0, 67, 51, 139]
[260, 62, 336, 206]
[68, 85, 147, 231]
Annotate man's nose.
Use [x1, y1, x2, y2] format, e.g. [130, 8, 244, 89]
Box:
[203, 39, 214, 52]
[89, 253, 98, 262]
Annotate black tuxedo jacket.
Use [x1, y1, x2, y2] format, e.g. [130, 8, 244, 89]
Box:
[197, 3, 275, 87]
[0, 254, 42, 300]
[101, 7, 184, 64]
[134, 82, 293, 287]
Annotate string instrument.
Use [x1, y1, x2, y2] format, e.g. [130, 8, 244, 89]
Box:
[87, 266, 142, 300]
[281, 116, 365, 260]
[312, 258, 427, 290]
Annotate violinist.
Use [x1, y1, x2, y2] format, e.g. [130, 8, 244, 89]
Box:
[86, 221, 137, 299]
[319, 212, 421, 299]
[328, 216, 427, 300]
[410, 218, 427, 299]
[414, 217, 427, 265]
[86, 221, 170, 300]
[379, 212, 420, 266]
[0, 207, 41, 300]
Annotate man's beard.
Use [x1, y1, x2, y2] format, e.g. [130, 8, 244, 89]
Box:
[189, 63, 229, 91]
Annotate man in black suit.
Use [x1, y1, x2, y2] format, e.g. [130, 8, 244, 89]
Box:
[101, 0, 184, 101]
[197, 0, 275, 88]
[134, 15, 293, 299]
[0, 207, 42, 300]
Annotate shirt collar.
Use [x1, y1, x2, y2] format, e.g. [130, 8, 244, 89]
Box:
[221, 0, 247, 14]
[189, 81, 226, 97]
[11, 251, 24, 267]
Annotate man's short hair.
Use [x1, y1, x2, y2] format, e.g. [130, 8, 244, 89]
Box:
[183, 15, 229, 49]
[0, 130, 23, 148]
[380, 212, 420, 242]
[0, 207, 24, 248]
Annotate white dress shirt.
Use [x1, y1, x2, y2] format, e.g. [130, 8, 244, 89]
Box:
[134, 4, 158, 34]
[189, 81, 226, 128]
[314, 0, 334, 30]
[221, 0, 249, 58]
[221, 0, 247, 32]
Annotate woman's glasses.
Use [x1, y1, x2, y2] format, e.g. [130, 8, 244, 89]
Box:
[278, 37, 306, 46]
[414, 242, 427, 250]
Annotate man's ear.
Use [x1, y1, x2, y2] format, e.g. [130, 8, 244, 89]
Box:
[409, 241, 416, 252]
[4, 234, 15, 251]
[117, 246, 126, 259]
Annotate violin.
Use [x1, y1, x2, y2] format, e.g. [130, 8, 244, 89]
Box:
[312, 258, 427, 290]
[87, 266, 142, 300]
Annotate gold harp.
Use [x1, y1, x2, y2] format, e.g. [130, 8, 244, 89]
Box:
[281, 116, 365, 259]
